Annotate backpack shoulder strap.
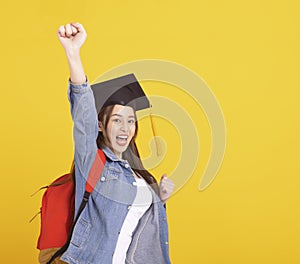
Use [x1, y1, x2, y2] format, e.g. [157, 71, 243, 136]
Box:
[47, 148, 106, 264]
[85, 148, 106, 193]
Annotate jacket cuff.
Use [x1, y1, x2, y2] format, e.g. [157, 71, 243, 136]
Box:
[68, 76, 90, 93]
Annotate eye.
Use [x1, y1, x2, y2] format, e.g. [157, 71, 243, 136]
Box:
[128, 119, 136, 124]
[112, 118, 121, 123]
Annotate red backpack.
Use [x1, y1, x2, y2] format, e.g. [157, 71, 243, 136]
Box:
[37, 173, 75, 250]
[35, 149, 106, 263]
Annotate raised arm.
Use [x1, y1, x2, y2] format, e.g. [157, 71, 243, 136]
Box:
[56, 23, 98, 192]
[57, 22, 86, 84]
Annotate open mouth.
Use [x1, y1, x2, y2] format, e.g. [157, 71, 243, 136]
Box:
[116, 135, 128, 146]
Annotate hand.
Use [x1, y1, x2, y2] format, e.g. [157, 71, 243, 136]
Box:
[57, 22, 87, 55]
[159, 174, 175, 204]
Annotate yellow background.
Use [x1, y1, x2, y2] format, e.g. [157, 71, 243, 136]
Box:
[1, 0, 299, 263]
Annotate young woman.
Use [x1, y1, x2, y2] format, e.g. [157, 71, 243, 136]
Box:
[53, 22, 175, 264]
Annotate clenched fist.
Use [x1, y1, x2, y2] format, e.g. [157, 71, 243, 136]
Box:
[159, 174, 175, 204]
[57, 22, 87, 54]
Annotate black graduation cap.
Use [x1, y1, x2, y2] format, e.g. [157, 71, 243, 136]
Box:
[91, 73, 151, 114]
[91, 73, 161, 156]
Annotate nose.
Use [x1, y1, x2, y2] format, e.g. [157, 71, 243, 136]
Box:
[121, 122, 129, 132]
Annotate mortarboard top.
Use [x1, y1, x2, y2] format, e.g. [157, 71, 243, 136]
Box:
[91, 73, 151, 114]
[91, 73, 162, 156]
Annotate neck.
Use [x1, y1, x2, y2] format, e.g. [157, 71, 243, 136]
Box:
[103, 144, 123, 160]
[111, 148, 122, 160]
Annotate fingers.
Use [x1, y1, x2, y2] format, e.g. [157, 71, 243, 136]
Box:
[57, 25, 66, 38]
[65, 24, 73, 37]
[70, 24, 77, 35]
[159, 174, 175, 203]
[161, 179, 175, 192]
[70, 22, 85, 34]
[57, 22, 83, 38]
[160, 176, 175, 194]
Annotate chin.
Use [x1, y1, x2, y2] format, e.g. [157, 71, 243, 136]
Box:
[112, 144, 130, 156]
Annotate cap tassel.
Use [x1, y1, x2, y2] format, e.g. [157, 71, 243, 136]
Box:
[149, 112, 162, 157]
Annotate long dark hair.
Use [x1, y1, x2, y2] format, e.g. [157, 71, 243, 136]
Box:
[96, 105, 157, 186]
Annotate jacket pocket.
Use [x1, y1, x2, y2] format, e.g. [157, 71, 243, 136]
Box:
[94, 165, 136, 205]
[94, 166, 120, 198]
[70, 218, 91, 248]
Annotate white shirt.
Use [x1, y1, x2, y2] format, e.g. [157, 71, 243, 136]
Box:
[112, 177, 152, 264]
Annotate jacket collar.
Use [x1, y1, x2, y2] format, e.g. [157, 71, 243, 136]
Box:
[101, 146, 121, 162]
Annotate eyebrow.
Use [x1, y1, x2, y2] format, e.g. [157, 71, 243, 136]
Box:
[111, 114, 136, 119]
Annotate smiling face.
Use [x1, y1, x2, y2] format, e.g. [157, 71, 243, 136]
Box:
[99, 104, 136, 159]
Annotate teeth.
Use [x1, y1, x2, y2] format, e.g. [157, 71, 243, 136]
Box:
[117, 136, 128, 139]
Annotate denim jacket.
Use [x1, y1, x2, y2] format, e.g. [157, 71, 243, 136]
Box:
[60, 80, 171, 264]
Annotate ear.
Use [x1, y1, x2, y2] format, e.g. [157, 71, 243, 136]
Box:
[98, 121, 104, 132]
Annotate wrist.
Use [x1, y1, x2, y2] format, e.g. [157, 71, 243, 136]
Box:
[160, 197, 167, 204]
[69, 75, 88, 85]
[65, 47, 81, 61]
